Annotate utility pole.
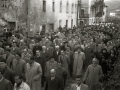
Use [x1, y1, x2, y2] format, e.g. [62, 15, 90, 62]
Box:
[76, 0, 81, 28]
[26, 0, 30, 38]
[15, 6, 18, 32]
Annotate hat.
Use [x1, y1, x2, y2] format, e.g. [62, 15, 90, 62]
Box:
[75, 75, 82, 78]
[49, 56, 55, 60]
[0, 58, 6, 63]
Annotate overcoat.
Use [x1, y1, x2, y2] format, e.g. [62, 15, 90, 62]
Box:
[26, 62, 42, 90]
[73, 51, 85, 76]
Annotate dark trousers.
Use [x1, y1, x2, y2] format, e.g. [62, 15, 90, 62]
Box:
[41, 72, 46, 87]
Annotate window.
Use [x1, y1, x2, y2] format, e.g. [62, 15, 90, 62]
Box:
[66, 2, 69, 13]
[75, 4, 77, 13]
[42, 25, 46, 31]
[60, 1, 62, 12]
[43, 0, 46, 12]
[66, 20, 68, 28]
[50, 24, 54, 31]
[81, 9, 84, 16]
[59, 20, 62, 27]
[71, 4, 74, 13]
[52, 1, 55, 12]
[71, 19, 73, 28]
[1, 0, 8, 8]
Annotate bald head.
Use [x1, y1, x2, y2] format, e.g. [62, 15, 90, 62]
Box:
[92, 58, 98, 66]
[50, 69, 56, 77]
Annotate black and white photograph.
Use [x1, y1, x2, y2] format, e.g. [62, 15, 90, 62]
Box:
[0, 0, 120, 90]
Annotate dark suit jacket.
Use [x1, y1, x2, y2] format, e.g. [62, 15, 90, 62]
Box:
[53, 50, 61, 62]
[3, 67, 15, 85]
[0, 47, 4, 55]
[45, 76, 64, 90]
[12, 59, 26, 80]
[45, 61, 57, 77]
[41, 51, 48, 61]
[2, 53, 15, 69]
[0, 78, 13, 90]
[10, 47, 21, 55]
[46, 46, 54, 59]
[33, 45, 42, 56]
[34, 55, 46, 72]
[71, 83, 89, 90]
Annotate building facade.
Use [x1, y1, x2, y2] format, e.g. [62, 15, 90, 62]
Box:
[0, 0, 27, 30]
[78, 0, 89, 26]
[0, 0, 77, 36]
[28, 0, 77, 36]
[88, 0, 107, 25]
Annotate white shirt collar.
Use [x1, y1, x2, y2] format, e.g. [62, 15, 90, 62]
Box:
[76, 84, 81, 90]
[15, 82, 24, 89]
[76, 84, 81, 87]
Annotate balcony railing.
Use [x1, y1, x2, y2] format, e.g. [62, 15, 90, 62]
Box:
[91, 1, 104, 9]
[79, 14, 89, 18]
[96, 12, 103, 17]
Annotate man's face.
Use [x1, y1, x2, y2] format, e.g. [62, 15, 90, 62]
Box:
[61, 51, 64, 55]
[50, 58, 54, 62]
[83, 41, 86, 44]
[76, 78, 82, 85]
[23, 49, 27, 54]
[77, 48, 81, 52]
[5, 51, 9, 55]
[46, 43, 49, 47]
[50, 71, 55, 77]
[55, 47, 59, 51]
[28, 59, 34, 65]
[58, 63, 62, 67]
[67, 47, 70, 51]
[15, 54, 20, 60]
[92, 59, 98, 66]
[36, 51, 40, 56]
[107, 43, 109, 46]
[13, 43, 16, 47]
[42, 47, 46, 51]
[14, 76, 22, 84]
[0, 62, 6, 69]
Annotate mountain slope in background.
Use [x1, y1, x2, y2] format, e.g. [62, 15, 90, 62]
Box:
[105, 0, 120, 12]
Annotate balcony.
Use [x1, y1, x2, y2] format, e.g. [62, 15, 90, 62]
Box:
[79, 14, 89, 18]
[96, 12, 103, 17]
[91, 1, 104, 9]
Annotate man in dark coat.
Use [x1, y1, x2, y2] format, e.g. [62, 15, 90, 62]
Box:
[2, 47, 15, 69]
[33, 43, 42, 56]
[41, 46, 47, 61]
[53, 45, 61, 62]
[0, 68, 13, 90]
[0, 58, 15, 85]
[34, 50, 46, 87]
[12, 53, 26, 81]
[55, 62, 67, 85]
[45, 69, 64, 90]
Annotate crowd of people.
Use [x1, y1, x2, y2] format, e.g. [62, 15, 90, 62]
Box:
[0, 22, 120, 90]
